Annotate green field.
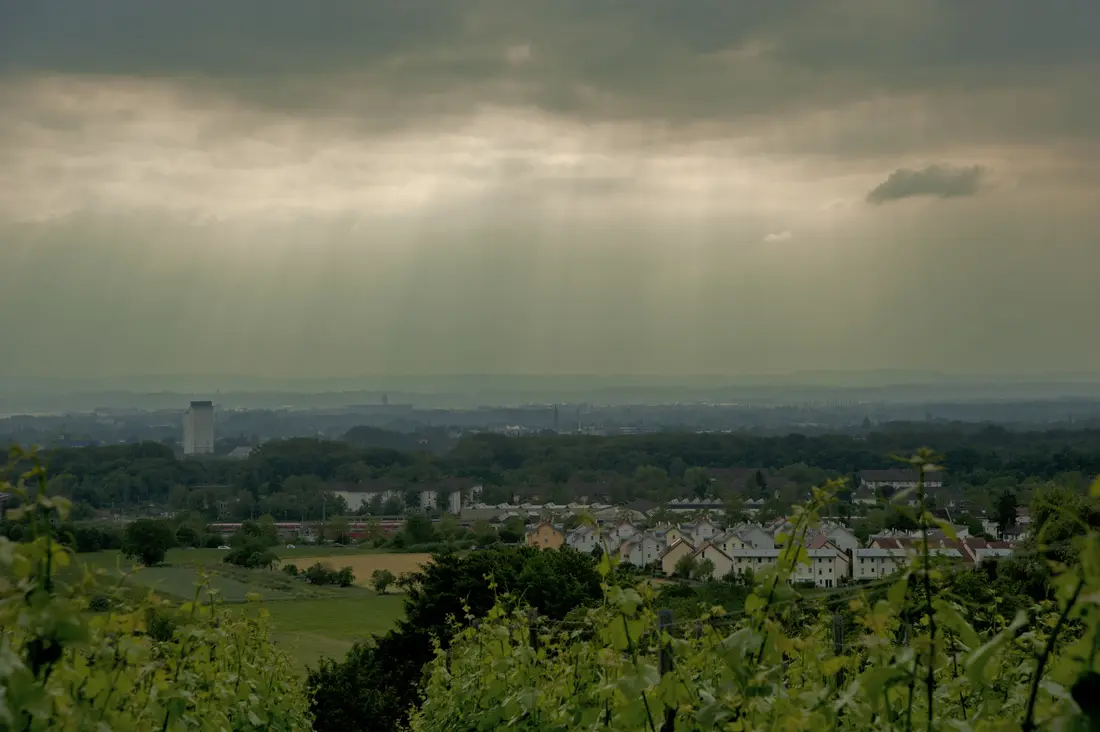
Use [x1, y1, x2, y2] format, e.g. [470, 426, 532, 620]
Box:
[76, 547, 408, 669]
[249, 595, 407, 668]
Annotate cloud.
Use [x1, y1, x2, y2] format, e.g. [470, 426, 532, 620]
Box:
[1, 0, 1100, 379]
[2, 1, 1098, 141]
[865, 165, 985, 205]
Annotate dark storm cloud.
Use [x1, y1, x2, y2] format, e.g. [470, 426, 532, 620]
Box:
[1, 0, 1097, 128]
[866, 165, 985, 205]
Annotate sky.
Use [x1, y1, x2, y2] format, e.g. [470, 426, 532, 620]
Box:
[1, 0, 1098, 379]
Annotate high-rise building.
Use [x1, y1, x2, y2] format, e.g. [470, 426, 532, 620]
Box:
[183, 400, 215, 455]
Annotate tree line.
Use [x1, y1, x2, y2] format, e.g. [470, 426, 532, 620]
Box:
[14, 423, 1100, 523]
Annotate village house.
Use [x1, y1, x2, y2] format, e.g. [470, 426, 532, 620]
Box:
[660, 538, 696, 576]
[715, 531, 749, 555]
[619, 532, 665, 568]
[565, 525, 602, 554]
[689, 542, 736, 581]
[606, 519, 639, 545]
[680, 516, 720, 547]
[663, 526, 688, 548]
[732, 523, 776, 549]
[525, 521, 565, 550]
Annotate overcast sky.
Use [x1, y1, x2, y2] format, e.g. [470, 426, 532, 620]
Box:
[1, 0, 1098, 379]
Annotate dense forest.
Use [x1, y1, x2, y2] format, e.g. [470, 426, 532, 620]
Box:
[13, 423, 1100, 521]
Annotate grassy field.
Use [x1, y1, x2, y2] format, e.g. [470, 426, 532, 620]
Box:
[74, 547, 411, 670]
[244, 595, 407, 669]
[288, 553, 434, 586]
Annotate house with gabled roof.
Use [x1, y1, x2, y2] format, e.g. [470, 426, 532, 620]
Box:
[525, 521, 565, 550]
[679, 516, 720, 547]
[619, 532, 665, 568]
[565, 525, 603, 554]
[689, 541, 735, 581]
[660, 538, 696, 576]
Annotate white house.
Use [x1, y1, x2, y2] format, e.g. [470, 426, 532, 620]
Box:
[680, 517, 720, 547]
[620, 532, 665, 568]
[606, 520, 638, 545]
[419, 489, 439, 511]
[734, 524, 776, 549]
[565, 526, 601, 554]
[715, 531, 749, 555]
[824, 525, 860, 552]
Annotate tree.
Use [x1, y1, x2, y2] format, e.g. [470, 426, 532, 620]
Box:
[403, 513, 436, 545]
[256, 514, 280, 543]
[692, 557, 716, 582]
[751, 470, 769, 498]
[121, 519, 176, 566]
[437, 514, 464, 542]
[371, 569, 395, 594]
[685, 467, 711, 499]
[471, 519, 498, 547]
[673, 554, 697, 580]
[175, 524, 199, 547]
[996, 490, 1018, 537]
[329, 516, 351, 543]
[307, 546, 602, 732]
[224, 540, 278, 569]
[498, 516, 526, 544]
[722, 495, 747, 527]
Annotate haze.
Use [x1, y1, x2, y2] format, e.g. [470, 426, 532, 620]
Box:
[2, 1, 1098, 380]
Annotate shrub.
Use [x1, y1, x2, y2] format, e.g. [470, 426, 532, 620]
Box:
[224, 539, 278, 569]
[87, 594, 110, 612]
[282, 563, 300, 576]
[1, 446, 312, 729]
[121, 518, 176, 566]
[371, 568, 395, 594]
[305, 562, 334, 585]
[334, 566, 355, 587]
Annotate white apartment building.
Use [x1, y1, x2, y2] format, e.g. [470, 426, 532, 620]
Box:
[723, 547, 847, 588]
[727, 548, 782, 578]
[853, 548, 909, 580]
[183, 401, 215, 455]
[794, 548, 845, 588]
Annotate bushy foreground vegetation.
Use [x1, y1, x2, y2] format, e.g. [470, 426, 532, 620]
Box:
[0, 448, 311, 730]
[411, 471, 1100, 731]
